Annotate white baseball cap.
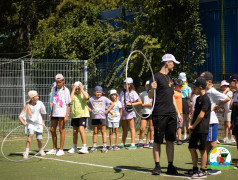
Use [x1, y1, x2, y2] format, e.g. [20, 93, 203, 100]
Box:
[178, 72, 187, 82]
[124, 77, 133, 84]
[161, 54, 180, 64]
[220, 80, 229, 87]
[55, 73, 64, 81]
[74, 81, 82, 87]
[109, 89, 118, 96]
[145, 80, 150, 86]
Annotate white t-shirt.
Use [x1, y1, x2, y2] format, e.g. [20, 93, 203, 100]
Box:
[107, 101, 122, 122]
[224, 91, 233, 112]
[19, 100, 46, 133]
[139, 91, 152, 114]
[206, 87, 228, 124]
[51, 87, 71, 117]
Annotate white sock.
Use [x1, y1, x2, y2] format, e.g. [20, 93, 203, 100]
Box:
[150, 140, 154, 143]
[26, 148, 29, 154]
[83, 144, 87, 148]
[139, 139, 143, 143]
[39, 148, 43, 151]
[103, 142, 107, 147]
[73, 144, 77, 148]
[131, 143, 135, 146]
[93, 142, 97, 147]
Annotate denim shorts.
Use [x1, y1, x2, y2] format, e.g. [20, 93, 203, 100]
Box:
[28, 129, 43, 139]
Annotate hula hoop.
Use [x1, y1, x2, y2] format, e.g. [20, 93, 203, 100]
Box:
[125, 50, 156, 119]
[1, 124, 49, 162]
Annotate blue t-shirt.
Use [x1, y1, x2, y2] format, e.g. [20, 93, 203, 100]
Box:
[181, 84, 192, 98]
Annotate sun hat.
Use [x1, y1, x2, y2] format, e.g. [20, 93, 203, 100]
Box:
[109, 89, 118, 96]
[174, 79, 183, 86]
[193, 77, 207, 89]
[74, 81, 82, 87]
[124, 77, 133, 84]
[95, 86, 104, 94]
[220, 80, 229, 87]
[178, 72, 187, 82]
[145, 80, 150, 86]
[161, 54, 180, 64]
[55, 74, 64, 81]
[200, 71, 213, 81]
[26, 90, 38, 103]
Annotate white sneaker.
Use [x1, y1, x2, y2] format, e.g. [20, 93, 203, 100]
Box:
[216, 139, 220, 144]
[222, 137, 229, 143]
[230, 138, 236, 143]
[184, 134, 187, 140]
[79, 147, 89, 154]
[39, 150, 46, 156]
[46, 149, 57, 155]
[56, 149, 65, 156]
[68, 147, 78, 153]
[23, 152, 28, 159]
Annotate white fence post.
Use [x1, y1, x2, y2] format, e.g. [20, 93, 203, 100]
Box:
[21, 60, 27, 134]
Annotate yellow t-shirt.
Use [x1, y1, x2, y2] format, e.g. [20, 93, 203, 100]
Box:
[174, 90, 183, 114]
[71, 93, 90, 118]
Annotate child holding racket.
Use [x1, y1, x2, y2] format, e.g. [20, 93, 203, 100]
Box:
[46, 74, 71, 156]
[118, 77, 142, 150]
[68, 81, 90, 154]
[18, 90, 47, 159]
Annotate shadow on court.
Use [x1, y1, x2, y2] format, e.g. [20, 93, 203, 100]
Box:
[81, 170, 125, 180]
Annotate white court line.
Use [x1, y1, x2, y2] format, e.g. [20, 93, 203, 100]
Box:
[34, 156, 191, 179]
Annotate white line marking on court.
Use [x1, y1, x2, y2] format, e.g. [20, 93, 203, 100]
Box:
[34, 156, 191, 179]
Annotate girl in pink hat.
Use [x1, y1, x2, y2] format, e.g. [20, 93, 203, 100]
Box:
[19, 90, 47, 159]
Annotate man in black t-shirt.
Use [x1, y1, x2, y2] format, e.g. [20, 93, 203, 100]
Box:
[148, 54, 183, 175]
[188, 77, 211, 178]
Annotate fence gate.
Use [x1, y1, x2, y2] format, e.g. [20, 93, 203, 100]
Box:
[0, 59, 87, 135]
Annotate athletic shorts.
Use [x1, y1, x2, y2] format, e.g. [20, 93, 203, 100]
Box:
[28, 129, 43, 139]
[91, 119, 106, 126]
[206, 124, 218, 142]
[224, 111, 231, 122]
[182, 98, 189, 114]
[189, 133, 207, 150]
[51, 117, 64, 120]
[152, 114, 177, 144]
[71, 118, 87, 127]
[141, 114, 152, 120]
[177, 113, 183, 128]
[108, 121, 119, 128]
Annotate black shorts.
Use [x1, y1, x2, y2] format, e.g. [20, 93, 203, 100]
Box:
[141, 114, 152, 120]
[188, 133, 207, 150]
[71, 118, 87, 127]
[182, 98, 189, 114]
[91, 119, 106, 126]
[51, 117, 64, 120]
[152, 114, 177, 144]
[232, 125, 238, 145]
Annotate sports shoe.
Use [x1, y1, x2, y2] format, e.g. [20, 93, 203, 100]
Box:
[108, 146, 113, 150]
[184, 169, 194, 176]
[152, 166, 161, 175]
[127, 145, 136, 150]
[56, 149, 65, 156]
[143, 143, 149, 148]
[113, 146, 120, 151]
[23, 152, 28, 159]
[230, 138, 236, 143]
[79, 147, 88, 154]
[149, 142, 153, 149]
[46, 149, 57, 155]
[166, 164, 178, 175]
[207, 169, 221, 175]
[183, 137, 190, 143]
[39, 150, 46, 156]
[68, 147, 78, 153]
[101, 147, 108, 153]
[177, 140, 183, 145]
[118, 144, 125, 148]
[216, 139, 220, 144]
[136, 143, 143, 148]
[90, 147, 97, 153]
[192, 170, 207, 179]
[222, 137, 229, 143]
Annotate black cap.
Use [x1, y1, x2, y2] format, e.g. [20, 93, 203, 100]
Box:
[200, 71, 213, 81]
[228, 74, 238, 82]
[174, 79, 183, 86]
[193, 77, 207, 89]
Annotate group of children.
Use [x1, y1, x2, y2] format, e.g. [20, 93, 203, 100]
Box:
[19, 74, 154, 157]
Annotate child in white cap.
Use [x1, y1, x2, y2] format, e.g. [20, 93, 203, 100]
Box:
[46, 74, 71, 156]
[220, 80, 235, 143]
[107, 89, 122, 151]
[138, 80, 154, 148]
[118, 77, 142, 150]
[68, 81, 90, 154]
[18, 90, 47, 158]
